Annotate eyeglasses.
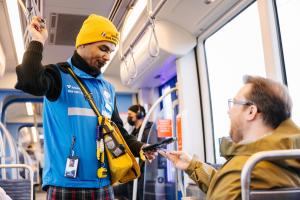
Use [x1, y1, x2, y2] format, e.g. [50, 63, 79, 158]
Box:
[228, 98, 254, 109]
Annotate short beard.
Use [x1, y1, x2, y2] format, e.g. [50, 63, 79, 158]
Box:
[97, 60, 105, 69]
[230, 128, 243, 143]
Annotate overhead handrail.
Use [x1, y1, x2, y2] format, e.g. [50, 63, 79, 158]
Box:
[147, 0, 160, 57]
[241, 149, 300, 200]
[121, 0, 167, 61]
[121, 46, 137, 85]
[119, 0, 166, 86]
[148, 17, 160, 57]
[132, 87, 178, 200]
[119, 5, 133, 61]
[128, 47, 138, 79]
[17, 0, 43, 47]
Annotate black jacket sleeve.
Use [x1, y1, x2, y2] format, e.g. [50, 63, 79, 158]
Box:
[141, 122, 154, 143]
[15, 41, 62, 101]
[111, 98, 144, 156]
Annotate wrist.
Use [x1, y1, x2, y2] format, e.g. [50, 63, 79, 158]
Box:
[184, 155, 196, 173]
[31, 38, 45, 46]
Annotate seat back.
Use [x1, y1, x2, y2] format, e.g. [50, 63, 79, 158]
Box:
[241, 149, 300, 200]
[0, 164, 34, 200]
[250, 188, 300, 200]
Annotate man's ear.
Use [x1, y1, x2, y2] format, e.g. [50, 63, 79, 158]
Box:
[247, 105, 257, 120]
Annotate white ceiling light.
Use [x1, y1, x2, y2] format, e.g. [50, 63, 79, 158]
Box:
[5, 0, 25, 64]
[103, 0, 146, 73]
[121, 0, 147, 42]
[25, 102, 34, 116]
[31, 127, 38, 143]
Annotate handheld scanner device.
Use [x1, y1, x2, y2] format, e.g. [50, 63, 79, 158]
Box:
[142, 137, 176, 152]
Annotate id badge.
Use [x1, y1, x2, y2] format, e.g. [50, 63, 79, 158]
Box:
[64, 156, 79, 178]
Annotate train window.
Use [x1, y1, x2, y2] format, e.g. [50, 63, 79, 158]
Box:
[204, 2, 265, 163]
[159, 76, 178, 119]
[115, 93, 134, 125]
[275, 0, 300, 125]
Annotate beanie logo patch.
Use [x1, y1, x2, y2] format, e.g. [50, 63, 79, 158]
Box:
[99, 32, 119, 44]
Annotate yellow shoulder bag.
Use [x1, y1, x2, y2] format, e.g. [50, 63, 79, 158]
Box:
[65, 65, 140, 184]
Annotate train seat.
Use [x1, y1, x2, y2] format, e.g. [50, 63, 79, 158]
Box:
[241, 149, 300, 200]
[0, 164, 34, 200]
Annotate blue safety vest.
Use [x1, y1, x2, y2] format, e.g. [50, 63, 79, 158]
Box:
[42, 58, 114, 189]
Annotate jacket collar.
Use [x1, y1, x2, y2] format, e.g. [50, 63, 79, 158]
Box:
[220, 119, 300, 159]
[69, 51, 103, 80]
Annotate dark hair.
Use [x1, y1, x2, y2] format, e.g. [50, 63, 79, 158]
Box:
[128, 104, 146, 119]
[243, 75, 292, 128]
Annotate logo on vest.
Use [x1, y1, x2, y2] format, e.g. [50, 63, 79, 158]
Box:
[66, 84, 82, 94]
[103, 90, 111, 100]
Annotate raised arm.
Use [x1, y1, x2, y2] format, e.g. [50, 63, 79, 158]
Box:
[15, 16, 61, 101]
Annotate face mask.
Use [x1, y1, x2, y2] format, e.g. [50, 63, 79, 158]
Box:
[127, 116, 135, 126]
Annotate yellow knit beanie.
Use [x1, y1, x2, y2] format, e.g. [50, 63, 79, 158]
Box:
[75, 14, 120, 48]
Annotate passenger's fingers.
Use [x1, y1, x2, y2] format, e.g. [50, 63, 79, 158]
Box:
[30, 20, 41, 32]
[30, 16, 44, 32]
[163, 152, 178, 162]
[158, 150, 167, 157]
[143, 150, 156, 162]
[32, 16, 44, 23]
[168, 151, 184, 156]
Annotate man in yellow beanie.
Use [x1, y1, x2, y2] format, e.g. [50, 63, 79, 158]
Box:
[15, 14, 155, 199]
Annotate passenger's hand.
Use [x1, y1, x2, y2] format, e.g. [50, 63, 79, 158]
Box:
[143, 150, 157, 163]
[29, 16, 48, 45]
[140, 144, 157, 163]
[158, 150, 192, 170]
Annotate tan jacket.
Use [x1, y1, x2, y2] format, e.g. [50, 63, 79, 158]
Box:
[185, 119, 300, 200]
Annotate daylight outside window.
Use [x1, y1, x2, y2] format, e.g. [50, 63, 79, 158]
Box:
[276, 0, 300, 125]
[204, 2, 265, 163]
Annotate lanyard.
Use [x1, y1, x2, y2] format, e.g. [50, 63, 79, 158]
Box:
[69, 135, 76, 157]
[65, 64, 108, 178]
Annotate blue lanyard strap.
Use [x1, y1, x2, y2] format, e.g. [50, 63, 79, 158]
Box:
[69, 135, 76, 157]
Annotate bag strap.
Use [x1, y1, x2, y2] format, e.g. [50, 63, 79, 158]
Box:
[64, 64, 117, 133]
[61, 63, 104, 123]
[59, 63, 117, 179]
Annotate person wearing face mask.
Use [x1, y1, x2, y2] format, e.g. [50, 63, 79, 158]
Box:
[14, 14, 156, 199]
[114, 104, 154, 200]
[127, 105, 153, 144]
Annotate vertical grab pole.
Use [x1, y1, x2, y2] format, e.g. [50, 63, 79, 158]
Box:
[132, 87, 178, 200]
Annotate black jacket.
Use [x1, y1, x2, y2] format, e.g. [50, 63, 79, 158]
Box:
[131, 121, 154, 143]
